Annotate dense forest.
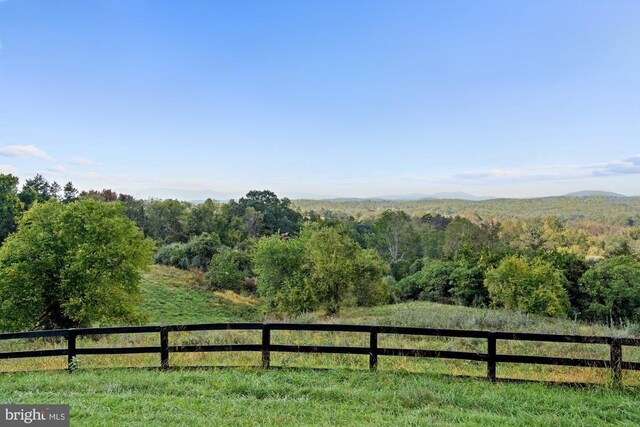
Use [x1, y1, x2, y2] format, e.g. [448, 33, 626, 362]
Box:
[1, 173, 639, 330]
[294, 196, 640, 226]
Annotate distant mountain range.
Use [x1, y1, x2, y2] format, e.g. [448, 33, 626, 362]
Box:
[563, 191, 628, 198]
[373, 192, 496, 201]
[190, 190, 631, 203]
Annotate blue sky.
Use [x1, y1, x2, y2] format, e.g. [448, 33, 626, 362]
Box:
[0, 0, 639, 199]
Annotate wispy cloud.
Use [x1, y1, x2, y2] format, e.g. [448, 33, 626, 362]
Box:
[0, 145, 52, 161]
[47, 164, 66, 174]
[453, 155, 640, 183]
[70, 156, 95, 166]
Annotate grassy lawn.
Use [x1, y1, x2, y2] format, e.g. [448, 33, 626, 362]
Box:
[1, 368, 639, 426]
[139, 265, 260, 324]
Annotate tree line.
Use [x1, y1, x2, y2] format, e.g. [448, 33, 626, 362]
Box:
[0, 172, 639, 331]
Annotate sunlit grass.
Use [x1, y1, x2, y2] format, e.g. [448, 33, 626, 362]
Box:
[1, 368, 639, 426]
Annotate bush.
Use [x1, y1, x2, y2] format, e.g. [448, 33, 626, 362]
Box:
[253, 227, 389, 315]
[154, 243, 189, 269]
[155, 232, 221, 270]
[207, 248, 252, 291]
[352, 249, 390, 306]
[183, 232, 221, 270]
[485, 255, 570, 318]
[450, 265, 487, 307]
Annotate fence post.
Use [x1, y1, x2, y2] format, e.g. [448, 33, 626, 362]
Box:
[67, 329, 77, 373]
[160, 327, 169, 370]
[610, 337, 622, 386]
[487, 331, 496, 382]
[369, 326, 378, 371]
[262, 324, 271, 369]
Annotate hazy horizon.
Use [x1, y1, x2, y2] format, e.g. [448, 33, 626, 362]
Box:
[1, 1, 639, 199]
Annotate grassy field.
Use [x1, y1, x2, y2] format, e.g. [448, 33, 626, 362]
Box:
[139, 265, 260, 324]
[1, 265, 639, 384]
[1, 265, 640, 425]
[1, 368, 639, 426]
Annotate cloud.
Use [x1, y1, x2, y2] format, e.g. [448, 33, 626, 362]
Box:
[0, 164, 17, 174]
[47, 164, 66, 174]
[453, 155, 640, 183]
[70, 156, 95, 166]
[0, 145, 52, 161]
[593, 155, 640, 176]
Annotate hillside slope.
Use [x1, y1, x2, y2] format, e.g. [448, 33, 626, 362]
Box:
[140, 265, 260, 324]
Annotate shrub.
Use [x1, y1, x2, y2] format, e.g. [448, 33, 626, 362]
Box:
[484, 255, 570, 318]
[207, 248, 252, 291]
[154, 243, 189, 269]
[155, 232, 221, 270]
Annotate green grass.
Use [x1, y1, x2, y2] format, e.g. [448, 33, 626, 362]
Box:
[140, 265, 260, 324]
[1, 368, 639, 426]
[3, 265, 640, 385]
[2, 265, 640, 424]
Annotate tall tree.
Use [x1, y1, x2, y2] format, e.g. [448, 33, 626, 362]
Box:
[580, 256, 640, 324]
[0, 174, 24, 244]
[370, 210, 419, 279]
[0, 199, 155, 330]
[144, 199, 189, 244]
[62, 182, 78, 203]
[20, 174, 59, 203]
[237, 190, 302, 236]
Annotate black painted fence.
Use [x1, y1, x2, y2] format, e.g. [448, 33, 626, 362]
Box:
[1, 323, 639, 385]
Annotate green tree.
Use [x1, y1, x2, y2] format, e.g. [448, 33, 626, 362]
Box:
[352, 249, 390, 306]
[484, 255, 570, 318]
[580, 256, 640, 324]
[62, 182, 78, 203]
[253, 234, 313, 313]
[144, 199, 189, 243]
[187, 199, 223, 237]
[207, 248, 252, 291]
[0, 174, 24, 244]
[443, 217, 494, 261]
[370, 210, 420, 279]
[0, 199, 155, 330]
[303, 227, 360, 314]
[237, 190, 302, 236]
[20, 174, 59, 203]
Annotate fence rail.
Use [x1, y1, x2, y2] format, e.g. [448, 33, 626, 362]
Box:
[0, 323, 638, 385]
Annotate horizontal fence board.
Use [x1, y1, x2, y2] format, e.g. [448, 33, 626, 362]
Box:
[379, 348, 488, 361]
[170, 344, 262, 353]
[270, 344, 371, 355]
[622, 361, 640, 371]
[619, 337, 640, 347]
[0, 349, 67, 359]
[75, 347, 160, 355]
[495, 354, 609, 368]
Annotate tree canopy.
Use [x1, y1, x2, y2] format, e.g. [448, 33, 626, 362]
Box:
[0, 199, 155, 330]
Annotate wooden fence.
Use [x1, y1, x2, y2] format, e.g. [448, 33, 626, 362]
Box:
[1, 323, 639, 385]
